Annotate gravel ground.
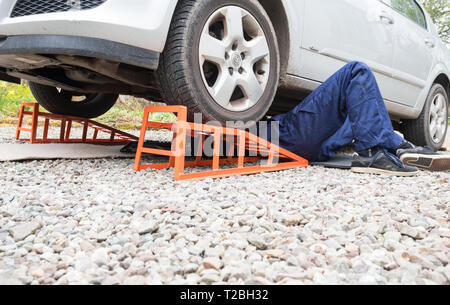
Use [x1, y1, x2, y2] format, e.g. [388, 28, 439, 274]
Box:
[0, 126, 449, 285]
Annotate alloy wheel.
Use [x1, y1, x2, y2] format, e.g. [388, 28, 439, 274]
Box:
[198, 6, 270, 112]
[429, 93, 447, 144]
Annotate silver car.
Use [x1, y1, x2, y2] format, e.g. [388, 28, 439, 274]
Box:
[0, 0, 449, 149]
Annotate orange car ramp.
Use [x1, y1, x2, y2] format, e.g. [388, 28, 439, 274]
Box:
[133, 105, 309, 181]
[16, 102, 138, 145]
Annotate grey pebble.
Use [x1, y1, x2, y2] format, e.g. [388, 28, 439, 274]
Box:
[9, 221, 41, 242]
[247, 234, 267, 250]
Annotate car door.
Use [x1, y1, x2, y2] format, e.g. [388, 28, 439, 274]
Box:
[385, 0, 434, 107]
[299, 0, 396, 100]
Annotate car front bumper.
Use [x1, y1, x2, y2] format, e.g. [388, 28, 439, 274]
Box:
[0, 0, 178, 52]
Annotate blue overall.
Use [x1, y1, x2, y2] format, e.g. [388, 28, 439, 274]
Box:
[270, 61, 404, 162]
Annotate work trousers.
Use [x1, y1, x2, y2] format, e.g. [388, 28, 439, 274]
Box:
[271, 61, 404, 161]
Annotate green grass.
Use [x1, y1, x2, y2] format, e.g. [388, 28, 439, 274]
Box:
[97, 102, 176, 129]
[0, 81, 36, 120]
[0, 81, 175, 129]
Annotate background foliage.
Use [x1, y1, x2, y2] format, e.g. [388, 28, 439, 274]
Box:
[419, 0, 450, 45]
[0, 81, 36, 122]
[0, 82, 175, 128]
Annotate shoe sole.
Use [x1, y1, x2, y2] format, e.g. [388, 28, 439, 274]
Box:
[400, 154, 450, 172]
[351, 167, 418, 177]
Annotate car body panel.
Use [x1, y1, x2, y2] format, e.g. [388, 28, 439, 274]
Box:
[300, 0, 395, 100]
[289, 0, 449, 119]
[388, 1, 433, 108]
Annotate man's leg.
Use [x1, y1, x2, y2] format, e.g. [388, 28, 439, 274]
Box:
[272, 61, 403, 161]
[316, 117, 353, 162]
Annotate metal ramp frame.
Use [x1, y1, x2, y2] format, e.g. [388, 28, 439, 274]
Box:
[15, 103, 309, 180]
[133, 106, 309, 181]
[15, 102, 138, 145]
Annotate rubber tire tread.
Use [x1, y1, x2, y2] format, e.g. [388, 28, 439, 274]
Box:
[28, 82, 118, 119]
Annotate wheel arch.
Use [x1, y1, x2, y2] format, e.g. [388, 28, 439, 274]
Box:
[257, 0, 291, 84]
[433, 73, 450, 102]
[413, 64, 450, 119]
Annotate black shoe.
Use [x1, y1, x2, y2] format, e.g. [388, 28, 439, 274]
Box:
[120, 141, 172, 154]
[397, 142, 450, 172]
[351, 149, 418, 177]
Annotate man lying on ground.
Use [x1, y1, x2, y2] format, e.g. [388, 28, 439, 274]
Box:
[264, 61, 450, 176]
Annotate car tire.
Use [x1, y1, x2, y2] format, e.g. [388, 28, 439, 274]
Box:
[402, 84, 448, 151]
[157, 0, 280, 124]
[28, 82, 118, 119]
